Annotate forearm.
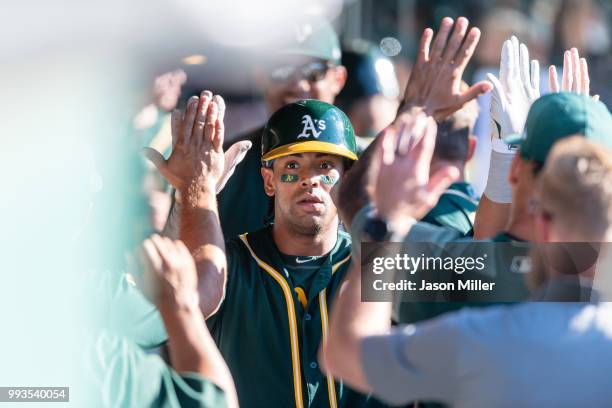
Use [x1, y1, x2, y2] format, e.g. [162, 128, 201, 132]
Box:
[161, 304, 238, 408]
[180, 185, 227, 318]
[324, 262, 390, 392]
[473, 195, 511, 239]
[474, 149, 515, 238]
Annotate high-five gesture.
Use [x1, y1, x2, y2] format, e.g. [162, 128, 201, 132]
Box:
[486, 36, 540, 149]
[371, 109, 459, 232]
[400, 17, 492, 121]
[549, 48, 599, 101]
[144, 91, 251, 201]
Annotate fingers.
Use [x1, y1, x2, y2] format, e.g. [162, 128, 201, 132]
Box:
[499, 39, 512, 83]
[429, 17, 454, 63]
[182, 96, 199, 146]
[409, 117, 437, 172]
[562, 50, 572, 91]
[140, 237, 163, 276]
[380, 127, 397, 166]
[519, 42, 530, 88]
[453, 26, 481, 74]
[549, 65, 560, 92]
[213, 95, 226, 150]
[426, 166, 460, 202]
[487, 73, 507, 107]
[458, 80, 493, 106]
[193, 91, 213, 149]
[416, 28, 434, 66]
[580, 57, 590, 95]
[171, 109, 184, 149]
[530, 59, 540, 95]
[571, 48, 581, 93]
[142, 147, 167, 172]
[204, 100, 219, 151]
[224, 141, 252, 168]
[509, 36, 520, 79]
[150, 234, 171, 266]
[441, 17, 469, 65]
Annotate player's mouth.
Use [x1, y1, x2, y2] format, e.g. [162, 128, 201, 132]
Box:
[296, 195, 325, 213]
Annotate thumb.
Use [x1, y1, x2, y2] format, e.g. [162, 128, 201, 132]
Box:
[459, 80, 492, 106]
[425, 166, 460, 205]
[216, 141, 253, 193]
[142, 147, 170, 179]
[224, 141, 252, 168]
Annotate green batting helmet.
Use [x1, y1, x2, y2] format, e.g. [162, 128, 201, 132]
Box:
[261, 99, 358, 162]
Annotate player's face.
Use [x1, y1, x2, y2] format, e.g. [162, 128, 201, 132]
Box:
[258, 56, 347, 114]
[262, 153, 345, 236]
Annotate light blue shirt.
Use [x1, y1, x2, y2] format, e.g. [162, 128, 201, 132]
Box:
[362, 301, 612, 407]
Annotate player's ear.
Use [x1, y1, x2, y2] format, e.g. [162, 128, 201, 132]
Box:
[329, 65, 347, 95]
[261, 167, 276, 197]
[466, 135, 477, 162]
[508, 154, 521, 186]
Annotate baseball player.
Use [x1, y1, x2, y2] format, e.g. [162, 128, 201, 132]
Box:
[147, 92, 385, 407]
[217, 19, 348, 238]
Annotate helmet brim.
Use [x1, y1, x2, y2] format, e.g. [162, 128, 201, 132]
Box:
[262, 140, 358, 161]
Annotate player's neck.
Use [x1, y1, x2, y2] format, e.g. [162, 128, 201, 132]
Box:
[505, 204, 535, 241]
[272, 219, 338, 256]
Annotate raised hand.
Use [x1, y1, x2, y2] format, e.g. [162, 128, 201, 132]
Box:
[549, 48, 599, 101]
[486, 36, 540, 150]
[371, 109, 459, 229]
[153, 69, 187, 111]
[400, 17, 492, 121]
[139, 234, 199, 312]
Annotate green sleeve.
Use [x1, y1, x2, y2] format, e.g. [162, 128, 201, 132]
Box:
[87, 331, 227, 408]
[107, 271, 168, 350]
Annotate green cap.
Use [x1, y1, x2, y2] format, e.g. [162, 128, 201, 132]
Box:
[278, 20, 341, 65]
[504, 93, 612, 163]
[261, 99, 358, 162]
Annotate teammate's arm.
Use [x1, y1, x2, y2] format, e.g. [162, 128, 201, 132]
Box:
[473, 37, 540, 238]
[322, 111, 457, 391]
[337, 17, 491, 228]
[144, 91, 228, 318]
[139, 234, 238, 408]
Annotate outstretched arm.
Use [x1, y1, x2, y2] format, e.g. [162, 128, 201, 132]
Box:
[473, 36, 540, 238]
[140, 234, 238, 408]
[322, 111, 458, 391]
[144, 91, 228, 318]
[336, 17, 491, 227]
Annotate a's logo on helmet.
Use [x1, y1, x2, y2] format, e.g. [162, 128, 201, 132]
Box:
[297, 115, 326, 139]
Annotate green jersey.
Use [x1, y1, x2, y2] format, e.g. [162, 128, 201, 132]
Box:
[217, 127, 271, 238]
[421, 182, 479, 236]
[207, 226, 378, 408]
[394, 226, 531, 325]
[84, 330, 227, 408]
[84, 270, 226, 407]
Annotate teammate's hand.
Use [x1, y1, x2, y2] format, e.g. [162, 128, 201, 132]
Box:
[486, 36, 540, 152]
[153, 69, 187, 111]
[143, 91, 227, 197]
[139, 234, 199, 312]
[549, 48, 599, 101]
[371, 109, 459, 230]
[400, 17, 492, 121]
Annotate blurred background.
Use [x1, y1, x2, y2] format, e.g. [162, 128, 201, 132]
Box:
[0, 0, 609, 404]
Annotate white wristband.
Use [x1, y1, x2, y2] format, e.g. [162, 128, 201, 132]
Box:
[483, 150, 515, 203]
[491, 138, 518, 155]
